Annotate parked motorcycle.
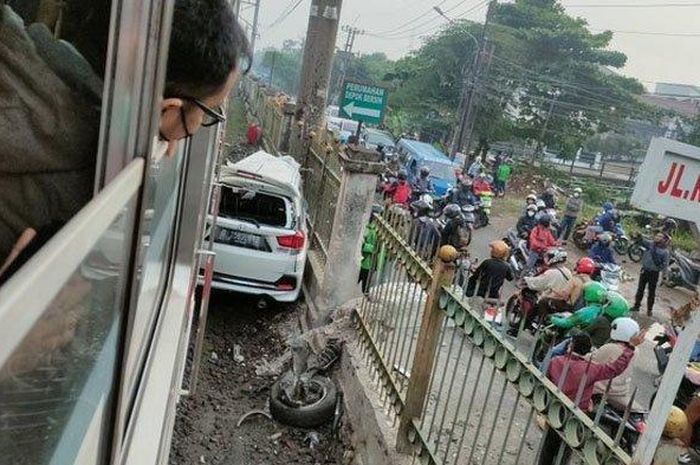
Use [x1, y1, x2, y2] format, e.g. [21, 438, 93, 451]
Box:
[627, 225, 653, 263]
[572, 220, 594, 251]
[612, 223, 630, 256]
[662, 249, 700, 291]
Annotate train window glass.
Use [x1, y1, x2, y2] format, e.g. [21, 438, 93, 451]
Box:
[0, 193, 138, 465]
[0, 1, 112, 283]
[121, 141, 186, 408]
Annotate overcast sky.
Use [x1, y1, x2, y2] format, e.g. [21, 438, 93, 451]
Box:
[242, 0, 700, 91]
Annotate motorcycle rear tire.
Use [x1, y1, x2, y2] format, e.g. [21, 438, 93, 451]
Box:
[505, 294, 522, 330]
[613, 237, 629, 256]
[628, 244, 643, 263]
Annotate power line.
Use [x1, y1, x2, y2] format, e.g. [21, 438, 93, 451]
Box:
[267, 0, 304, 30]
[564, 2, 700, 7]
[596, 29, 700, 37]
[369, 0, 450, 36]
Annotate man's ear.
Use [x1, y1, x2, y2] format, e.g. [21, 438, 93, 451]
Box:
[161, 97, 184, 114]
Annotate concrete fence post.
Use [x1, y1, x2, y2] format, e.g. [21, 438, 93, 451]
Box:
[397, 246, 458, 453]
[313, 145, 384, 325]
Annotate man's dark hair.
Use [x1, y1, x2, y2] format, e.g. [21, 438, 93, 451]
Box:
[571, 334, 592, 356]
[166, 0, 251, 99]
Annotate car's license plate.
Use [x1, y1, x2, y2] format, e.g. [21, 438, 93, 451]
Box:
[216, 228, 268, 250]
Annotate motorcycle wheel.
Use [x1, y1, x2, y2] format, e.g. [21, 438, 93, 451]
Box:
[662, 269, 677, 289]
[464, 228, 473, 247]
[628, 244, 643, 263]
[505, 294, 522, 330]
[613, 237, 629, 256]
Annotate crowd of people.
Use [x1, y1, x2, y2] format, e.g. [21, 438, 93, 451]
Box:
[360, 152, 697, 464]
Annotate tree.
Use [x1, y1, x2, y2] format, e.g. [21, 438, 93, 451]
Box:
[682, 115, 700, 148]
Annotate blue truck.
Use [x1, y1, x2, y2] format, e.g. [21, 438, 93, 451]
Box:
[396, 138, 460, 197]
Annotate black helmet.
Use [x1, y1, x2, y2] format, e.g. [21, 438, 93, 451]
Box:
[371, 204, 384, 215]
[398, 169, 408, 180]
[420, 166, 430, 176]
[538, 214, 551, 226]
[444, 204, 462, 219]
[411, 200, 431, 216]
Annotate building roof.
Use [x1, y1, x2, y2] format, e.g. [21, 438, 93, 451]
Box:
[654, 83, 700, 99]
[398, 139, 453, 165]
[639, 94, 700, 118]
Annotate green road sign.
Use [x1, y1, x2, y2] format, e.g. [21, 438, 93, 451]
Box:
[339, 80, 388, 126]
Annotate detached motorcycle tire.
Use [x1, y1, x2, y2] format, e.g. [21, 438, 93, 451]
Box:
[269, 375, 337, 428]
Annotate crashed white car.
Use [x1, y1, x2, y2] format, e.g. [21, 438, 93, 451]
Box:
[210, 151, 308, 302]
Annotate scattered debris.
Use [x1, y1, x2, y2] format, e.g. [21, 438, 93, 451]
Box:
[210, 351, 219, 362]
[199, 455, 206, 464]
[254, 352, 292, 377]
[233, 344, 245, 363]
[237, 409, 272, 428]
[268, 432, 283, 441]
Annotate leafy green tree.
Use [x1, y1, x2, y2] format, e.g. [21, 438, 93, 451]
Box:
[682, 115, 700, 148]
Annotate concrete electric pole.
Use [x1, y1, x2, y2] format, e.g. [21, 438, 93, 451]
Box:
[448, 0, 498, 160]
[237, 0, 262, 54]
[334, 25, 365, 102]
[297, 0, 343, 132]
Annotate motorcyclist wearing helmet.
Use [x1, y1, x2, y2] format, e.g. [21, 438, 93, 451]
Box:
[472, 173, 493, 197]
[549, 281, 609, 332]
[440, 204, 469, 251]
[465, 240, 514, 299]
[385, 169, 412, 206]
[660, 217, 677, 244]
[516, 204, 538, 238]
[653, 406, 690, 465]
[538, 331, 641, 465]
[412, 166, 434, 194]
[632, 232, 670, 316]
[559, 187, 583, 242]
[591, 317, 643, 408]
[533, 199, 548, 222]
[467, 156, 484, 179]
[533, 255, 594, 321]
[448, 178, 478, 207]
[540, 186, 557, 209]
[410, 200, 441, 260]
[523, 194, 537, 214]
[588, 232, 616, 265]
[597, 203, 618, 234]
[523, 248, 571, 314]
[580, 292, 631, 347]
[526, 215, 559, 271]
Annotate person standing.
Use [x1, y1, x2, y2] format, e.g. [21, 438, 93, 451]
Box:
[494, 158, 512, 197]
[559, 187, 583, 242]
[632, 233, 670, 316]
[359, 211, 381, 294]
[465, 240, 514, 299]
[467, 155, 484, 179]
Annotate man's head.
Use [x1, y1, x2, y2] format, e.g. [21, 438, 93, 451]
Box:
[569, 334, 592, 356]
[654, 232, 668, 247]
[160, 0, 251, 155]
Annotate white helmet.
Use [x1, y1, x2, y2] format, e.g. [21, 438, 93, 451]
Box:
[610, 317, 640, 343]
[573, 187, 583, 194]
[536, 199, 546, 209]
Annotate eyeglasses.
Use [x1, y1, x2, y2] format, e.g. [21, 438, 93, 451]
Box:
[179, 96, 227, 127]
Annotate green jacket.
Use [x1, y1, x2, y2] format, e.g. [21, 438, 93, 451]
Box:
[496, 163, 512, 182]
[550, 305, 602, 330]
[361, 224, 378, 270]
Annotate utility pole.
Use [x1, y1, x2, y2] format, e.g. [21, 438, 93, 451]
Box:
[237, 0, 262, 54]
[297, 0, 343, 132]
[448, 0, 498, 160]
[534, 90, 560, 161]
[334, 25, 364, 102]
[268, 51, 276, 86]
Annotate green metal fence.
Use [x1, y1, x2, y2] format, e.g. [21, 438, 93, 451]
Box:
[355, 209, 636, 465]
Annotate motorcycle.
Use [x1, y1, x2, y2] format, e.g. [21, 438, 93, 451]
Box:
[627, 225, 653, 263]
[572, 220, 594, 251]
[593, 398, 647, 455]
[460, 205, 475, 246]
[652, 326, 700, 455]
[612, 223, 630, 256]
[662, 249, 700, 291]
[503, 228, 529, 278]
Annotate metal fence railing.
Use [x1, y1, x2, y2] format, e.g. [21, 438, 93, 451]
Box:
[353, 208, 666, 465]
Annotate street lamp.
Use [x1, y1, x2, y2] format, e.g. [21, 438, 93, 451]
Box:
[433, 6, 480, 49]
